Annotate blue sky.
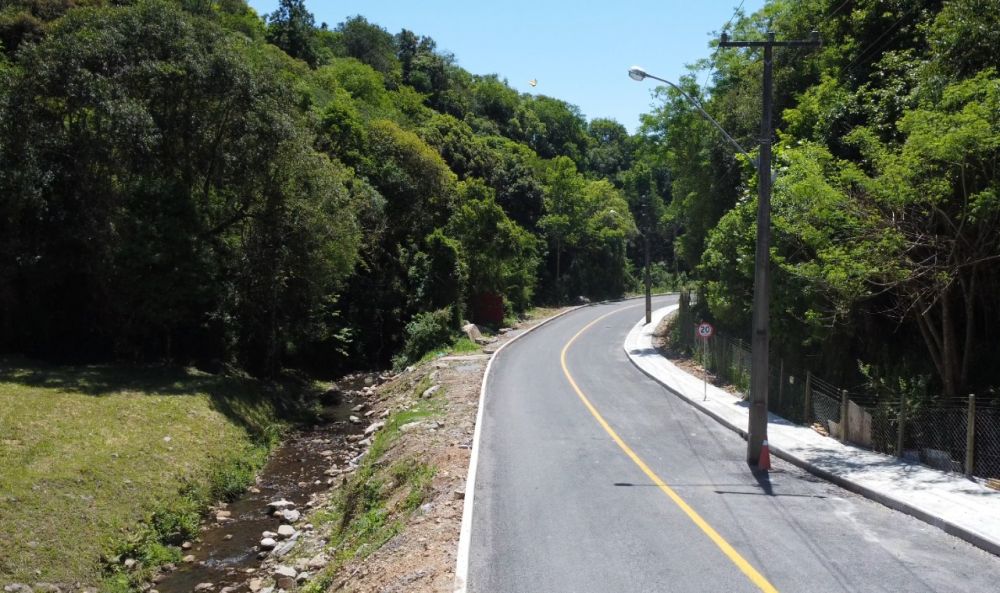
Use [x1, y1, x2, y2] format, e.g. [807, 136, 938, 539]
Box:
[247, 1, 767, 132]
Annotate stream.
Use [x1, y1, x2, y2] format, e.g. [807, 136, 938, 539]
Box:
[153, 377, 373, 593]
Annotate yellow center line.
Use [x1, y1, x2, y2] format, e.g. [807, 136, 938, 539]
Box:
[560, 305, 779, 593]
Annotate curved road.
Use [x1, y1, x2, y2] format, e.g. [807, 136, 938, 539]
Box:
[468, 296, 1000, 592]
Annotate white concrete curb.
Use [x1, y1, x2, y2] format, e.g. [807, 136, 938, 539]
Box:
[623, 305, 1000, 557]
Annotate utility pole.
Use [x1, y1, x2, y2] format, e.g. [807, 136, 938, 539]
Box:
[644, 231, 652, 324]
[719, 31, 820, 467]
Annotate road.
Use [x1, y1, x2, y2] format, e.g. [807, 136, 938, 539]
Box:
[467, 296, 1000, 592]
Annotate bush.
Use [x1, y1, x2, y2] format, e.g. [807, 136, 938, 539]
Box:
[395, 308, 456, 367]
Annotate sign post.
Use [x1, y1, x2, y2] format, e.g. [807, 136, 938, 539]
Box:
[697, 322, 714, 401]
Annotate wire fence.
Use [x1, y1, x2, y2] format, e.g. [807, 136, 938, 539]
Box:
[671, 292, 1000, 482]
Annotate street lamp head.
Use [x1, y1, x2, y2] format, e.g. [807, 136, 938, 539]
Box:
[628, 66, 647, 82]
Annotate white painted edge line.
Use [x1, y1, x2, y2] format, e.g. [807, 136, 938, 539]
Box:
[452, 305, 584, 593]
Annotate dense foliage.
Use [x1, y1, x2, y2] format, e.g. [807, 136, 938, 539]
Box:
[641, 0, 1000, 399]
[0, 0, 652, 374]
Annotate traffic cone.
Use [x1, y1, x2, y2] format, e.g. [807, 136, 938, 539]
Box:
[757, 439, 771, 471]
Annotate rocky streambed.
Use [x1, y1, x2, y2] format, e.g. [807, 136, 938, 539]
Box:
[150, 374, 391, 593]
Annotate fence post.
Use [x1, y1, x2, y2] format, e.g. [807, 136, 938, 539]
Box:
[840, 389, 849, 443]
[896, 392, 906, 458]
[803, 371, 813, 425]
[966, 394, 976, 477]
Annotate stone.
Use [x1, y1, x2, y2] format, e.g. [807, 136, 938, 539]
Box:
[193, 584, 214, 592]
[259, 538, 277, 550]
[348, 415, 362, 424]
[306, 553, 328, 570]
[261, 530, 277, 539]
[266, 499, 295, 512]
[453, 488, 466, 500]
[321, 384, 342, 405]
[181, 541, 193, 549]
[364, 375, 375, 386]
[421, 385, 441, 399]
[277, 524, 296, 539]
[461, 323, 483, 342]
[319, 449, 334, 457]
[273, 566, 297, 590]
[400, 421, 424, 433]
[248, 578, 263, 593]
[223, 534, 233, 541]
[220, 588, 238, 593]
[281, 509, 301, 523]
[215, 510, 232, 521]
[123, 558, 137, 569]
[351, 404, 366, 413]
[3, 585, 32, 593]
[364, 421, 384, 436]
[182, 555, 196, 563]
[296, 572, 310, 584]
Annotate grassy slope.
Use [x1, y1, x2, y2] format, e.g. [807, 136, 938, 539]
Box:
[0, 359, 282, 586]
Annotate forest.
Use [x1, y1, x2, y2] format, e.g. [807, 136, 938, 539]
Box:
[1, 0, 998, 403]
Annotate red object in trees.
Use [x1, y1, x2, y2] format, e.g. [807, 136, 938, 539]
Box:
[471, 292, 504, 327]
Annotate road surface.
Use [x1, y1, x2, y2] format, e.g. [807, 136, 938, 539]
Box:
[468, 296, 1000, 592]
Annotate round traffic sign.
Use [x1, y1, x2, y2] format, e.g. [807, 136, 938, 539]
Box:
[697, 322, 714, 339]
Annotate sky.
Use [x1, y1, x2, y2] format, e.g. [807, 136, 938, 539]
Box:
[247, 1, 767, 133]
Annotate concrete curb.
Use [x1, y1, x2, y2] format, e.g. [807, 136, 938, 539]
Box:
[623, 305, 1000, 558]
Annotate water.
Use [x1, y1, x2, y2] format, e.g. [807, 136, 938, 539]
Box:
[154, 381, 370, 593]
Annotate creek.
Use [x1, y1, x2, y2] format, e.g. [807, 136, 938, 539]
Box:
[153, 379, 370, 593]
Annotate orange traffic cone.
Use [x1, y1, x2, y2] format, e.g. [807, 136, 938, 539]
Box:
[758, 439, 771, 471]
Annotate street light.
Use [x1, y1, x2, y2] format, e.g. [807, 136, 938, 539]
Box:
[628, 67, 756, 168]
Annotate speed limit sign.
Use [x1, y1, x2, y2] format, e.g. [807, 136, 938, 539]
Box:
[697, 322, 714, 339]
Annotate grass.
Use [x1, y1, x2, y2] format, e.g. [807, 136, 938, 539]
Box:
[0, 358, 286, 588]
[412, 335, 482, 366]
[307, 389, 443, 584]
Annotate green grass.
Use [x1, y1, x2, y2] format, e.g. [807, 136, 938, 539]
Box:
[0, 358, 285, 588]
[307, 395, 441, 583]
[412, 335, 482, 366]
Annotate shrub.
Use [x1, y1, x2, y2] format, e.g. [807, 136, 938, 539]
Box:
[395, 308, 456, 366]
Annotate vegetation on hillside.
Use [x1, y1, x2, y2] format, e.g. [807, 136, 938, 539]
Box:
[641, 0, 1000, 401]
[0, 0, 655, 376]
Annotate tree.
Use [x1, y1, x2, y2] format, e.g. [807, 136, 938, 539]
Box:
[265, 0, 319, 66]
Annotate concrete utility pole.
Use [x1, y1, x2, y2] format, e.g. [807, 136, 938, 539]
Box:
[719, 31, 820, 466]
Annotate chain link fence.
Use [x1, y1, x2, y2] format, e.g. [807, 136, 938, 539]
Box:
[670, 292, 1000, 482]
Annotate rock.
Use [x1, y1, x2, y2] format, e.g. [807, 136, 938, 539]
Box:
[319, 449, 334, 457]
[364, 375, 374, 386]
[421, 385, 441, 399]
[223, 534, 233, 541]
[261, 530, 277, 539]
[181, 541, 193, 550]
[364, 409, 376, 418]
[348, 415, 362, 424]
[248, 486, 261, 494]
[306, 553, 329, 570]
[259, 537, 277, 550]
[248, 578, 264, 593]
[273, 566, 297, 590]
[215, 510, 232, 520]
[272, 539, 296, 558]
[379, 409, 390, 419]
[281, 509, 301, 523]
[277, 524, 296, 539]
[454, 488, 466, 500]
[351, 403, 366, 413]
[193, 584, 214, 592]
[163, 436, 172, 443]
[219, 588, 238, 593]
[320, 384, 342, 405]
[3, 585, 32, 593]
[267, 499, 295, 512]
[400, 421, 424, 433]
[296, 572, 310, 584]
[182, 555, 196, 563]
[123, 558, 137, 569]
[364, 421, 385, 436]
[461, 323, 483, 342]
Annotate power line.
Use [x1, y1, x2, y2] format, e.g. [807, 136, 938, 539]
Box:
[844, 5, 920, 76]
[698, 0, 746, 93]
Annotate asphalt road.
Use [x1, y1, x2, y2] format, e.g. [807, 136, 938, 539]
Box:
[468, 296, 1000, 593]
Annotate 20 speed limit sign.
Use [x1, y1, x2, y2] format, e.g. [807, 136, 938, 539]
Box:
[697, 322, 715, 339]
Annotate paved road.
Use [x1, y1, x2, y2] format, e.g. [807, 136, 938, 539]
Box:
[468, 297, 1000, 592]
